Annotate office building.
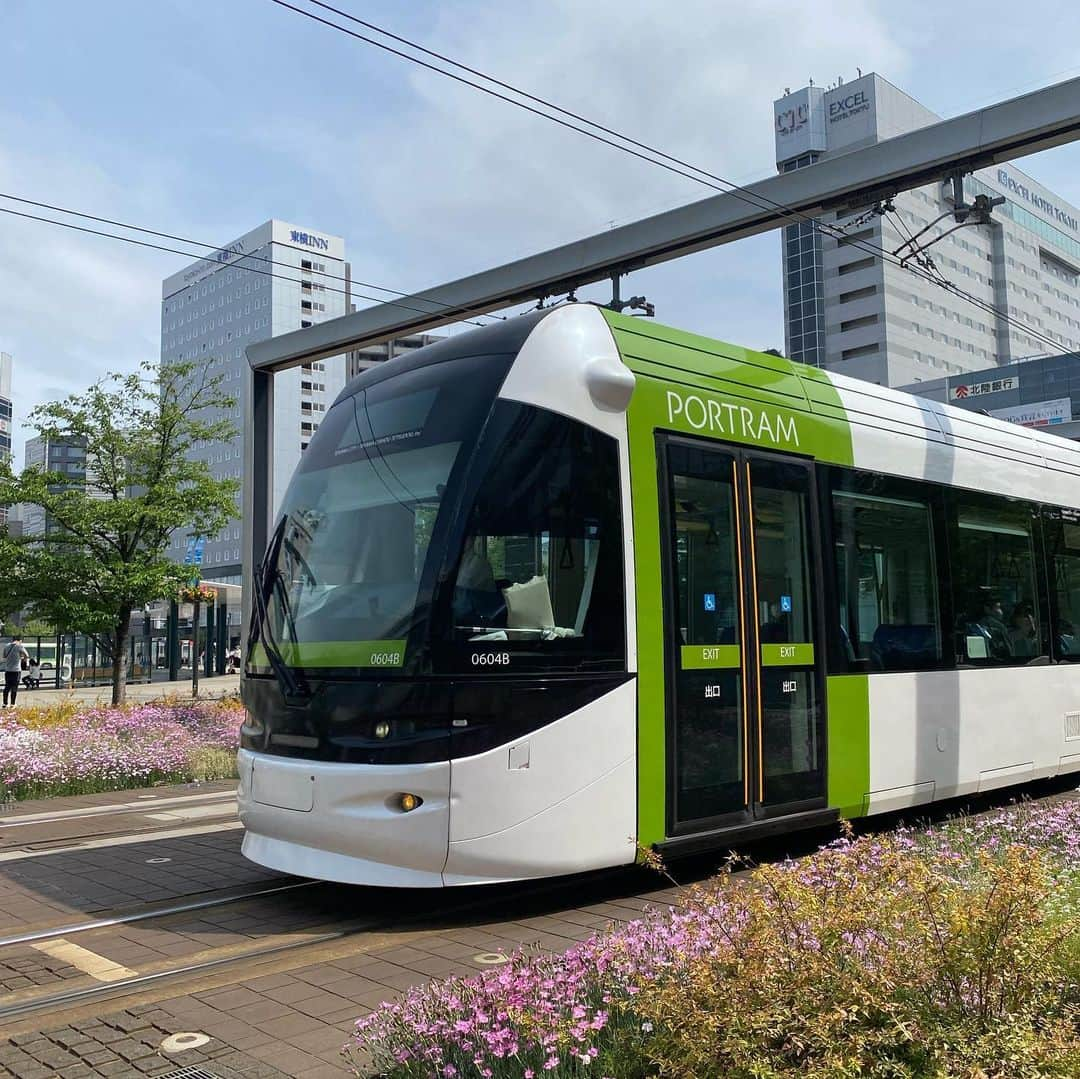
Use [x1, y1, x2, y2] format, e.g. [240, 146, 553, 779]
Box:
[0, 353, 11, 527]
[901, 350, 1080, 441]
[20, 435, 88, 536]
[161, 221, 349, 583]
[774, 74, 1080, 385]
[346, 332, 443, 381]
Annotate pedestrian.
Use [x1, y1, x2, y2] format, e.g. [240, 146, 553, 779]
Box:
[24, 657, 42, 690]
[3, 635, 29, 708]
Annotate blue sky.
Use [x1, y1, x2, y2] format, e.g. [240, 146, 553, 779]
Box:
[2, 0, 1079, 462]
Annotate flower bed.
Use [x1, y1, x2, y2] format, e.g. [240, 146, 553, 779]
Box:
[348, 799, 1080, 1078]
[0, 699, 243, 800]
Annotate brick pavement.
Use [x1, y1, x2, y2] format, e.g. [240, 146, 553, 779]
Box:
[0, 826, 281, 936]
[0, 946, 85, 993]
[0, 796, 686, 1079]
[14, 776, 1061, 1076]
[0, 880, 683, 1078]
[0, 1004, 297, 1078]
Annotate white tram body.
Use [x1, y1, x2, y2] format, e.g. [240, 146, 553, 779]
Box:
[239, 304, 1080, 885]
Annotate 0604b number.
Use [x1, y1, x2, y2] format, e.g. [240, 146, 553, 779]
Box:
[471, 652, 511, 666]
[368, 652, 402, 666]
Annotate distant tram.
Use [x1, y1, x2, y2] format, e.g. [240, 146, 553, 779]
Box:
[238, 304, 1080, 886]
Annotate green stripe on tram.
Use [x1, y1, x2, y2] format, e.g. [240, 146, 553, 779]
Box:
[826, 674, 871, 818]
[601, 309, 864, 847]
[250, 640, 406, 668]
[680, 644, 741, 669]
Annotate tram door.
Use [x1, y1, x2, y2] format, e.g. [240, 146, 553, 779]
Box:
[661, 438, 827, 833]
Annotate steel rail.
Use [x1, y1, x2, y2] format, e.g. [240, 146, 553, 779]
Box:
[0, 791, 236, 830]
[0, 866, 632, 1024]
[0, 879, 320, 949]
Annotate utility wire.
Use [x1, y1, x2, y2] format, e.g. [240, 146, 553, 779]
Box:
[0, 203, 495, 330]
[266, 0, 725, 194]
[0, 191, 501, 323]
[269, 0, 1075, 359]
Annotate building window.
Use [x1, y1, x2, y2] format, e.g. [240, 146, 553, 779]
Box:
[840, 314, 879, 333]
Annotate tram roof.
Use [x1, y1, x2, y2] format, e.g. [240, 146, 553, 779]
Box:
[337, 308, 554, 402]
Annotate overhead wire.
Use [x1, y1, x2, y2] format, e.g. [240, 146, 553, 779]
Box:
[0, 191, 417, 307]
[271, 0, 1076, 360]
[0, 202, 496, 329]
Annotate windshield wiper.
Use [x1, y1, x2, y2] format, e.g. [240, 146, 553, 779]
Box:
[250, 519, 310, 705]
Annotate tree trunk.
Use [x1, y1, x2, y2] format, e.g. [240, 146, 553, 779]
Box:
[191, 599, 201, 700]
[112, 607, 131, 706]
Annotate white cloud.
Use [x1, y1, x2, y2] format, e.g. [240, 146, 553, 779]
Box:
[341, 0, 909, 276]
[0, 203, 164, 464]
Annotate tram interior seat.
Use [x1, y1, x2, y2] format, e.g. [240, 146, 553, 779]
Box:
[501, 575, 577, 640]
[869, 624, 938, 671]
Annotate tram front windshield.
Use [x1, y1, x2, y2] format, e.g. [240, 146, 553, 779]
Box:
[258, 355, 503, 667]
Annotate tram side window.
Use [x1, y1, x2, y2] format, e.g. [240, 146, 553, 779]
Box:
[949, 496, 1045, 666]
[829, 472, 942, 672]
[447, 402, 625, 671]
[1043, 507, 1080, 661]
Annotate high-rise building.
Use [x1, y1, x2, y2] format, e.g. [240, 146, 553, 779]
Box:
[345, 332, 443, 381]
[0, 353, 12, 528]
[20, 435, 88, 536]
[774, 74, 1080, 385]
[160, 221, 349, 583]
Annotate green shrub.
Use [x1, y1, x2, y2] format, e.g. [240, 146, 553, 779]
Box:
[632, 844, 1080, 1078]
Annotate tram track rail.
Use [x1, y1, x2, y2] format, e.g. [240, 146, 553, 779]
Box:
[0, 788, 236, 830]
[2, 779, 1074, 1035]
[0, 878, 319, 949]
[0, 816, 240, 856]
[0, 865, 636, 1027]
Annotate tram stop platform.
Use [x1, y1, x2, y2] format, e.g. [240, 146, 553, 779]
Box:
[11, 671, 241, 710]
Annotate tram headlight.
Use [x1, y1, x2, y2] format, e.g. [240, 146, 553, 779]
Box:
[373, 720, 391, 739]
[398, 793, 423, 813]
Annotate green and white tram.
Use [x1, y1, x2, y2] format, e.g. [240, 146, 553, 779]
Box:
[239, 304, 1080, 886]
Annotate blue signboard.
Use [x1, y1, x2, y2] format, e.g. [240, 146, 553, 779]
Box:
[780, 594, 792, 613]
[184, 536, 206, 566]
[703, 592, 716, 612]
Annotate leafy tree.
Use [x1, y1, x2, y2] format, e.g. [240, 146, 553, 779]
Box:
[0, 361, 239, 704]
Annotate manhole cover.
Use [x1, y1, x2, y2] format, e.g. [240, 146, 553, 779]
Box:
[157, 1068, 222, 1079]
[146, 857, 172, 865]
[160, 1032, 212, 1053]
[473, 952, 510, 965]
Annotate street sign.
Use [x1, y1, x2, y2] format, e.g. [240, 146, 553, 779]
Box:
[184, 536, 206, 566]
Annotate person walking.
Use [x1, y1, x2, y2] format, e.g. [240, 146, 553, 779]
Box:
[3, 635, 29, 708]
